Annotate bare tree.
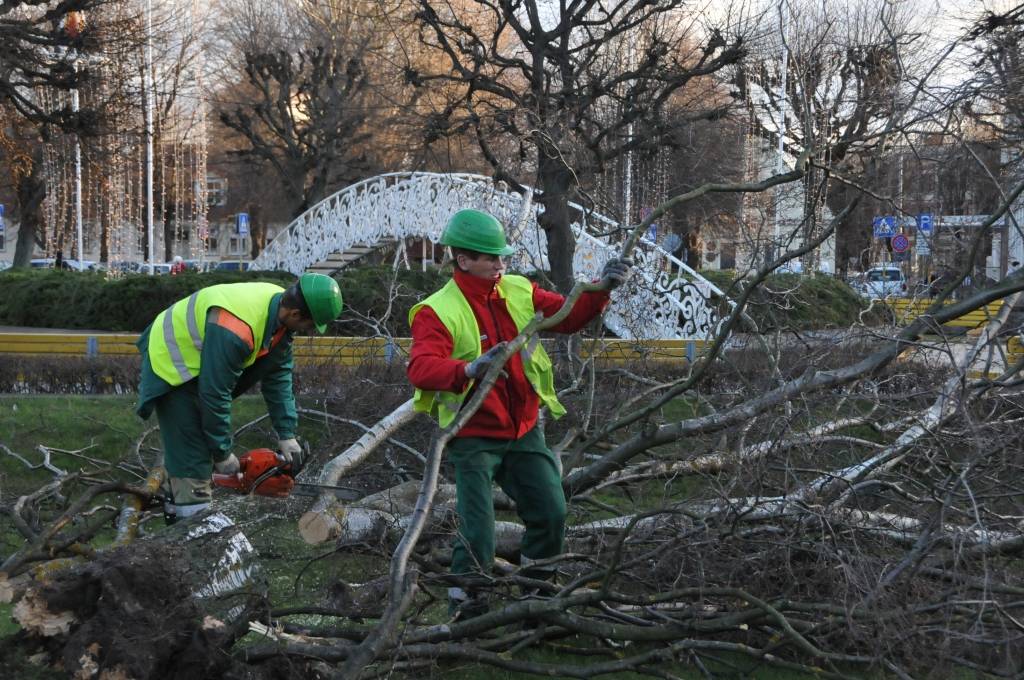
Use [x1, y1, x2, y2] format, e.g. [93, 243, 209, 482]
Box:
[411, 0, 746, 292]
[213, 0, 390, 219]
[0, 3, 143, 267]
[733, 0, 925, 271]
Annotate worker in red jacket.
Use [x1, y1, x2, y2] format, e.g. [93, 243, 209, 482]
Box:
[407, 209, 631, 619]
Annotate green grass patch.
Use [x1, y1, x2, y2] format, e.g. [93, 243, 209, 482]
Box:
[0, 395, 291, 498]
[417, 643, 861, 679]
[0, 603, 18, 637]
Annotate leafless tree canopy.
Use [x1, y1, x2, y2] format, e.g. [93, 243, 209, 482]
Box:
[410, 0, 746, 291]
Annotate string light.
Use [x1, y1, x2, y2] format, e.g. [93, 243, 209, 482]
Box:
[29, 2, 209, 273]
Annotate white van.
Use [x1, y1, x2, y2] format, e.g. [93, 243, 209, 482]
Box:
[858, 265, 907, 299]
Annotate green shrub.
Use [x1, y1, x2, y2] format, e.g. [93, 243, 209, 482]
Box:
[699, 269, 883, 331]
[0, 269, 294, 331]
[0, 265, 879, 335]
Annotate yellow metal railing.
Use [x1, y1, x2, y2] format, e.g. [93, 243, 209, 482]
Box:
[0, 333, 707, 367]
[887, 299, 1006, 329]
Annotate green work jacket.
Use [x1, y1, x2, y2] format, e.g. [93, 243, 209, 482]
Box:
[136, 286, 297, 462]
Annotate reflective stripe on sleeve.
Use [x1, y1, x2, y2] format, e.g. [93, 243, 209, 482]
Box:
[162, 304, 193, 383]
[185, 292, 203, 351]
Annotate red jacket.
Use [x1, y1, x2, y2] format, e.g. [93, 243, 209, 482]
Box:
[407, 269, 610, 439]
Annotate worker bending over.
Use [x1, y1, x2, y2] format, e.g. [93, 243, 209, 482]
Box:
[136, 274, 343, 522]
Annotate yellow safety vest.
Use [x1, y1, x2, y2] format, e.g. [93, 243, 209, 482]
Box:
[408, 275, 565, 427]
[147, 282, 284, 385]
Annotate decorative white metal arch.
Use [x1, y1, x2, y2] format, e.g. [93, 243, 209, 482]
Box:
[250, 172, 726, 339]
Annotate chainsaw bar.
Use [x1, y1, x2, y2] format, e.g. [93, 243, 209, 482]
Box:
[290, 483, 364, 500]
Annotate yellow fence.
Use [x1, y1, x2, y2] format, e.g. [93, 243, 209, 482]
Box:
[1008, 336, 1024, 368]
[888, 299, 1006, 329]
[0, 333, 708, 367]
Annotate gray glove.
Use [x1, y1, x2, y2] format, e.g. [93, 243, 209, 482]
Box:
[214, 453, 240, 475]
[465, 342, 508, 379]
[600, 256, 633, 290]
[277, 438, 301, 464]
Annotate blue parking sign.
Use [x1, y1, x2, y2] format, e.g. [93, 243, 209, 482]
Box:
[236, 212, 249, 236]
[872, 216, 897, 238]
[916, 213, 933, 233]
[0, 204, 5, 234]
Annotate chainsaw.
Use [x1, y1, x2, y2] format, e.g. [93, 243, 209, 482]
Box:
[212, 448, 362, 500]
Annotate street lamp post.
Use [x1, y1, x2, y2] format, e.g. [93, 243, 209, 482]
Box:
[73, 59, 83, 268]
[144, 0, 154, 274]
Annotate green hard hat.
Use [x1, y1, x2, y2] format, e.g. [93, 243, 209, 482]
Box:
[298, 273, 343, 334]
[440, 209, 515, 256]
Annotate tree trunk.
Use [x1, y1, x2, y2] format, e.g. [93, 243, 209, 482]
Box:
[250, 202, 264, 258]
[12, 152, 46, 268]
[536, 153, 577, 294]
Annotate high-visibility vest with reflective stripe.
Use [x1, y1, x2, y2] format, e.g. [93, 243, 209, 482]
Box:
[408, 275, 565, 427]
[147, 282, 284, 386]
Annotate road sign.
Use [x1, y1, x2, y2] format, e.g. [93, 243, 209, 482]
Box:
[892, 252, 910, 262]
[873, 216, 897, 238]
[916, 240, 931, 255]
[891, 234, 910, 253]
[236, 212, 249, 236]
[0, 204, 5, 234]
[916, 213, 933, 233]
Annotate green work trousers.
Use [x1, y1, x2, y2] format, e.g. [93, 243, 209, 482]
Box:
[446, 426, 566, 577]
[154, 380, 215, 507]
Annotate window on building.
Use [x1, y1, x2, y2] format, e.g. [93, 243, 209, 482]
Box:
[0, 233, 5, 251]
[229, 237, 247, 254]
[206, 237, 218, 252]
[207, 176, 228, 207]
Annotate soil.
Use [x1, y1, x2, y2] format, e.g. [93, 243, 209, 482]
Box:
[7, 536, 303, 680]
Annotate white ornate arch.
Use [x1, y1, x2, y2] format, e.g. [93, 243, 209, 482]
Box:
[250, 172, 727, 339]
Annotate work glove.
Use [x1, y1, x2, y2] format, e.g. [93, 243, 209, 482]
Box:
[464, 342, 509, 380]
[214, 453, 240, 476]
[600, 256, 634, 290]
[277, 438, 301, 464]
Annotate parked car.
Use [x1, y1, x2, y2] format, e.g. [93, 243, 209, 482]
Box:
[857, 265, 907, 299]
[63, 259, 105, 272]
[29, 258, 57, 269]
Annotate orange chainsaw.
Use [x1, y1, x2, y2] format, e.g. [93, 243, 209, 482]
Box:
[212, 448, 362, 500]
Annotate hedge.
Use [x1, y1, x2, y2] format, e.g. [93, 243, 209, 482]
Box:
[0, 266, 447, 335]
[700, 270, 884, 331]
[0, 266, 876, 335]
[0, 269, 295, 332]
